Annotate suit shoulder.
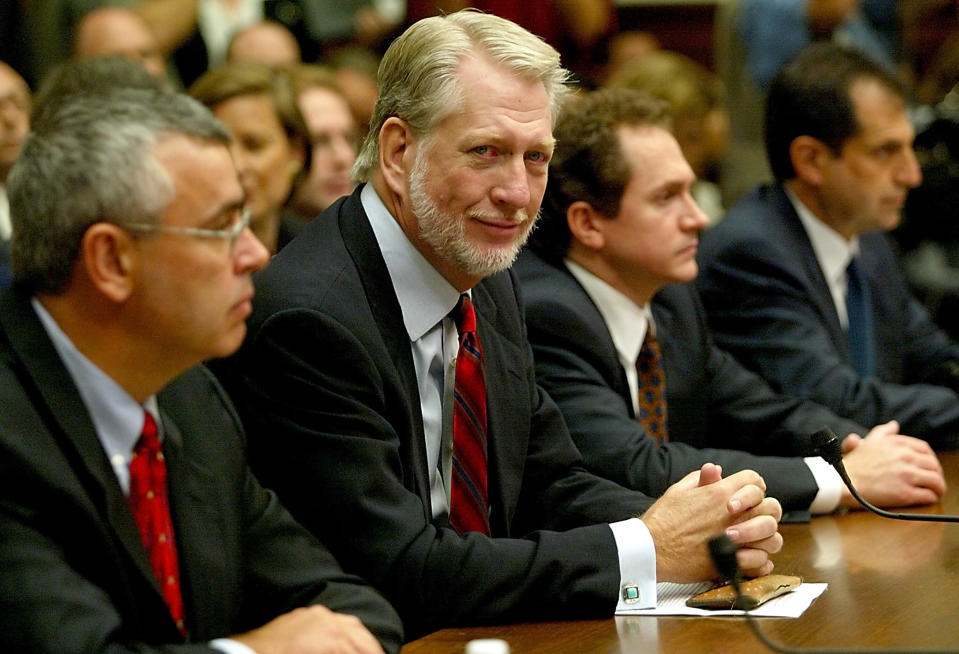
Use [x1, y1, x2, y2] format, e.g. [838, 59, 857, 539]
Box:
[160, 366, 242, 435]
[513, 249, 579, 309]
[249, 198, 374, 333]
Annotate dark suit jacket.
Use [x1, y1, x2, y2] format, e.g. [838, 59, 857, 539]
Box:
[215, 187, 657, 639]
[697, 183, 959, 447]
[0, 286, 403, 653]
[515, 250, 871, 511]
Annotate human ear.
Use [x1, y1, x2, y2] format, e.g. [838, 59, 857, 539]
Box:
[378, 117, 414, 197]
[567, 200, 607, 251]
[81, 223, 137, 303]
[790, 135, 830, 187]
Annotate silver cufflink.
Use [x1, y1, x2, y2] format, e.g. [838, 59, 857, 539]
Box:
[622, 584, 641, 604]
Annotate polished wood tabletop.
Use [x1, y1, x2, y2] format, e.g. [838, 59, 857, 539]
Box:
[401, 451, 959, 653]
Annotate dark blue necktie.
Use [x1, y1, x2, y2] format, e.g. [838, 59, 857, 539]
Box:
[846, 257, 875, 377]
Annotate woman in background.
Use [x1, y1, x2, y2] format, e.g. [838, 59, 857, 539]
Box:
[190, 62, 309, 253]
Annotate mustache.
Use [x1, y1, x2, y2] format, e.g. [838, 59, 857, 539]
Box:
[466, 209, 535, 225]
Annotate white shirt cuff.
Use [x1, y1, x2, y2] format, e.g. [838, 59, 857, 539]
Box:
[209, 638, 257, 654]
[609, 518, 657, 610]
[805, 456, 843, 514]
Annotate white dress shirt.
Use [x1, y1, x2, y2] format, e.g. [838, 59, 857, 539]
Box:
[0, 184, 12, 241]
[565, 259, 843, 514]
[786, 187, 860, 329]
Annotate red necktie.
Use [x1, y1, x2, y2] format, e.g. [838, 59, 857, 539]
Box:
[450, 294, 491, 536]
[128, 410, 186, 635]
[636, 329, 669, 444]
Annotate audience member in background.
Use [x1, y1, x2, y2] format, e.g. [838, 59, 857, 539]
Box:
[517, 87, 944, 518]
[21, 0, 127, 86]
[698, 42, 959, 449]
[74, 7, 168, 78]
[283, 0, 404, 55]
[190, 62, 309, 253]
[132, 0, 263, 87]
[226, 20, 302, 67]
[287, 64, 358, 219]
[322, 46, 380, 131]
[0, 62, 29, 245]
[215, 10, 782, 640]
[0, 84, 402, 654]
[737, 0, 899, 91]
[406, 0, 616, 86]
[0, 61, 27, 288]
[599, 30, 661, 84]
[607, 51, 729, 224]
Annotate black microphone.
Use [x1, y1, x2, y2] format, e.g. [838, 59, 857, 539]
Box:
[812, 427, 959, 523]
[707, 535, 959, 653]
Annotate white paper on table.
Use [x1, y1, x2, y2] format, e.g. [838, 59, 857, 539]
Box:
[615, 581, 828, 617]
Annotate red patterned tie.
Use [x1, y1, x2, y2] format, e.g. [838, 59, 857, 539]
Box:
[636, 330, 669, 444]
[450, 294, 491, 536]
[128, 410, 186, 636]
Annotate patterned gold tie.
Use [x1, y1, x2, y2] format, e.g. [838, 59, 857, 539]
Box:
[635, 330, 669, 444]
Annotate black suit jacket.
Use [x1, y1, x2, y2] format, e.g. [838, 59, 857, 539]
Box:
[515, 250, 869, 511]
[0, 287, 402, 653]
[216, 187, 658, 639]
[697, 183, 959, 447]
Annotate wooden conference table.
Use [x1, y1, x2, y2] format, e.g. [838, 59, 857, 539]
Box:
[402, 451, 959, 653]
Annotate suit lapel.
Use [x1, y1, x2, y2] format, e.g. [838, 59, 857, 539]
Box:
[769, 187, 847, 344]
[160, 408, 226, 636]
[0, 289, 168, 616]
[471, 276, 531, 534]
[338, 192, 432, 506]
[556, 262, 634, 416]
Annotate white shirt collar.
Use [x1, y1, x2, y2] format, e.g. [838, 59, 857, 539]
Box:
[786, 187, 862, 328]
[786, 186, 860, 286]
[565, 258, 652, 368]
[0, 184, 11, 241]
[361, 183, 461, 339]
[31, 298, 160, 493]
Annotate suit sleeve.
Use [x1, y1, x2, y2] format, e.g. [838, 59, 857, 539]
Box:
[697, 227, 959, 448]
[168, 368, 405, 653]
[221, 307, 629, 639]
[526, 293, 820, 512]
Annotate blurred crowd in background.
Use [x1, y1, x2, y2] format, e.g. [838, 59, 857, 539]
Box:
[4, 0, 959, 334]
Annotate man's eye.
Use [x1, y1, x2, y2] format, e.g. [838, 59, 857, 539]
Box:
[526, 151, 547, 163]
[474, 146, 492, 156]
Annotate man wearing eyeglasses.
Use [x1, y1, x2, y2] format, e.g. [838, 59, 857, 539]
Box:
[0, 87, 402, 653]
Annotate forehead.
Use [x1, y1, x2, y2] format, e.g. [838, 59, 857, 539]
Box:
[847, 77, 912, 145]
[0, 64, 29, 102]
[153, 135, 241, 217]
[436, 53, 553, 146]
[213, 93, 283, 132]
[87, 13, 155, 50]
[299, 87, 353, 130]
[618, 125, 691, 188]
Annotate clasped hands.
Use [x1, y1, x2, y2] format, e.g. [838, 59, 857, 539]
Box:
[642, 463, 783, 583]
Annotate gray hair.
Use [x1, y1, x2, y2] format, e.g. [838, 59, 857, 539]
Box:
[352, 9, 571, 181]
[9, 88, 231, 294]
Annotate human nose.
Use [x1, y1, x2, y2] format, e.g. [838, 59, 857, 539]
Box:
[333, 136, 356, 168]
[681, 192, 710, 231]
[898, 146, 922, 188]
[490, 156, 531, 209]
[0, 100, 23, 129]
[234, 225, 270, 273]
